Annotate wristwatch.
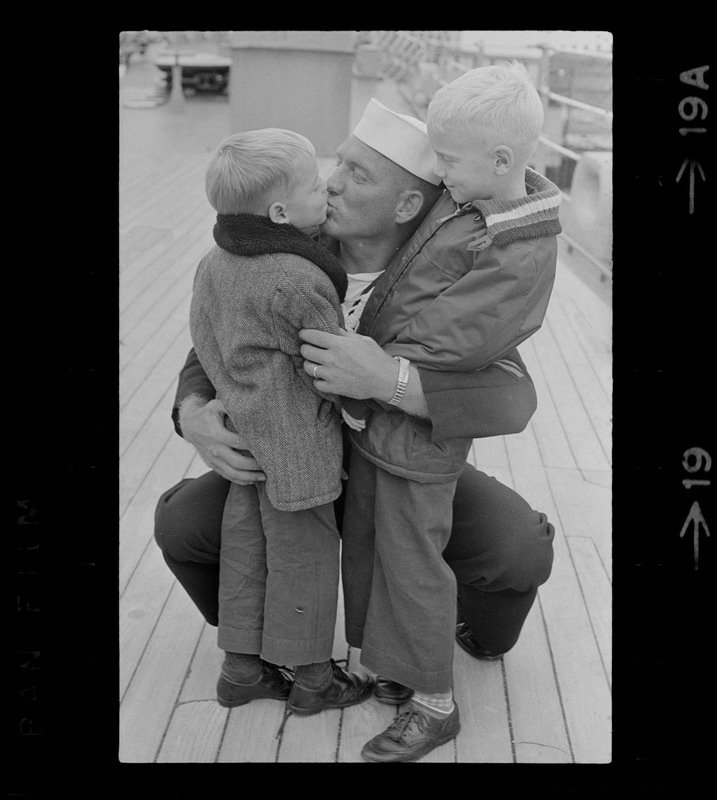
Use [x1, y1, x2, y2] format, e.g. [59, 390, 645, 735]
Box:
[389, 356, 410, 406]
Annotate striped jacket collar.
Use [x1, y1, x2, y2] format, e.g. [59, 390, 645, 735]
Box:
[441, 167, 562, 251]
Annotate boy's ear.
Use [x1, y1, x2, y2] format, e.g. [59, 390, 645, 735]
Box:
[394, 189, 425, 224]
[494, 146, 514, 175]
[268, 201, 288, 224]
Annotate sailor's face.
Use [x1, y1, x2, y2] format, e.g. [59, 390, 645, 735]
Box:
[322, 136, 405, 242]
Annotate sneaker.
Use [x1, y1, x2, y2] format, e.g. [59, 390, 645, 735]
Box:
[361, 702, 461, 762]
[287, 658, 375, 716]
[216, 661, 293, 708]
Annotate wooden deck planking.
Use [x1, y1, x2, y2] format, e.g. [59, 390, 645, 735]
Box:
[118, 131, 193, 184]
[120, 217, 205, 315]
[120, 205, 210, 316]
[120, 295, 192, 399]
[119, 232, 206, 367]
[120, 166, 208, 276]
[505, 424, 612, 763]
[504, 603, 573, 763]
[546, 466, 612, 580]
[156, 703, 227, 763]
[120, 160, 204, 247]
[119, 543, 175, 698]
[219, 701, 285, 762]
[554, 242, 612, 350]
[465, 458, 573, 764]
[119, 247, 193, 353]
[158, 627, 227, 763]
[120, 324, 191, 440]
[119, 443, 212, 705]
[120, 393, 176, 514]
[120, 150, 204, 213]
[439, 462, 572, 764]
[453, 652, 512, 762]
[543, 300, 612, 461]
[469, 432, 510, 470]
[520, 337, 579, 470]
[176, 623, 221, 701]
[119, 432, 195, 592]
[119, 581, 206, 762]
[566, 536, 612, 686]
[279, 709, 345, 763]
[529, 263, 612, 472]
[119, 88, 611, 764]
[120, 178, 210, 326]
[530, 322, 611, 473]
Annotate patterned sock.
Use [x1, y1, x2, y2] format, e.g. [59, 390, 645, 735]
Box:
[294, 660, 333, 690]
[221, 652, 263, 684]
[412, 690, 455, 718]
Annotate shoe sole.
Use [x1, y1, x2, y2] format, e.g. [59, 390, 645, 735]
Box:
[360, 724, 461, 762]
[217, 692, 290, 708]
[287, 691, 374, 716]
[454, 635, 503, 661]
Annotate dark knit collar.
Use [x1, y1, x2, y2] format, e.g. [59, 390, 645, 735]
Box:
[214, 213, 348, 302]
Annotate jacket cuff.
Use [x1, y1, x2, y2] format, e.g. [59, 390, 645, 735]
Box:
[173, 349, 217, 438]
[418, 365, 537, 441]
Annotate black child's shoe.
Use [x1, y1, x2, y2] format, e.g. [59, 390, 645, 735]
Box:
[287, 658, 375, 716]
[217, 661, 293, 708]
[374, 676, 414, 705]
[361, 702, 461, 762]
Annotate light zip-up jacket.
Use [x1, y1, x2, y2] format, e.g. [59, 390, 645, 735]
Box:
[349, 167, 562, 483]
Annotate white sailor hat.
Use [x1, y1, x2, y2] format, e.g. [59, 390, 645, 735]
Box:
[351, 98, 442, 186]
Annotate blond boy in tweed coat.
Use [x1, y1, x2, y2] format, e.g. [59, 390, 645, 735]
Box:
[189, 129, 374, 711]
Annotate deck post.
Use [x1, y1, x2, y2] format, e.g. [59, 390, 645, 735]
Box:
[166, 53, 186, 113]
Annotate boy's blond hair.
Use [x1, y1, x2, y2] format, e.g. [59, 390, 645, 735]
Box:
[427, 61, 544, 163]
[205, 128, 315, 215]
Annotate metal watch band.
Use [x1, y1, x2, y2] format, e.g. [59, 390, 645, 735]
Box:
[388, 356, 410, 406]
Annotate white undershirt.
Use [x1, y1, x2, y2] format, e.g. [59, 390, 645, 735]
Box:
[342, 270, 384, 333]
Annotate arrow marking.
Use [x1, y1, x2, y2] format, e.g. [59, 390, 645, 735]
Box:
[679, 500, 711, 570]
[676, 159, 706, 214]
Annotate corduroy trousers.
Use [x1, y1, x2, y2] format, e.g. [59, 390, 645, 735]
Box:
[216, 482, 339, 666]
[341, 448, 458, 694]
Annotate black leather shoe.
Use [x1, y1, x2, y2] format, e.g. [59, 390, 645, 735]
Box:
[455, 621, 504, 660]
[287, 659, 375, 716]
[361, 702, 461, 762]
[374, 676, 414, 705]
[217, 661, 293, 707]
